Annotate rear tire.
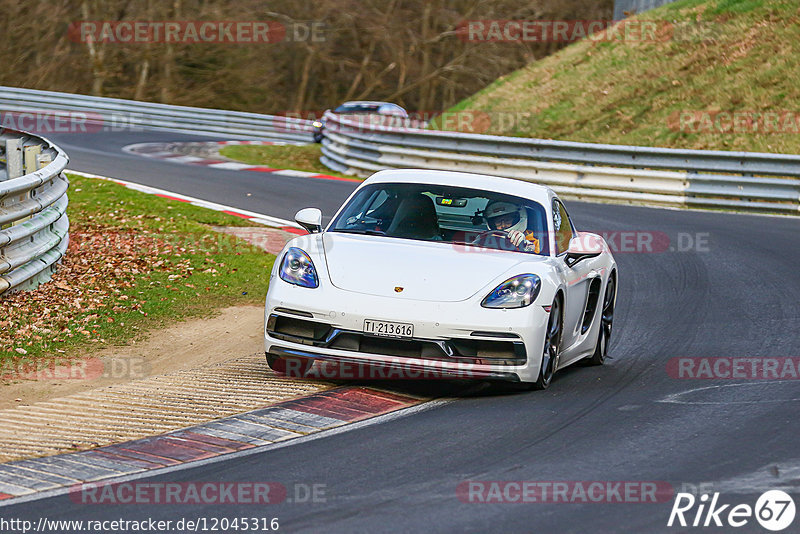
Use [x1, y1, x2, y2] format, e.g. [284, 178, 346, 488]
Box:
[585, 276, 615, 366]
[266, 354, 312, 377]
[531, 298, 561, 390]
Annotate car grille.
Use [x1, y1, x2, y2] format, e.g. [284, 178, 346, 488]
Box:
[330, 333, 447, 359]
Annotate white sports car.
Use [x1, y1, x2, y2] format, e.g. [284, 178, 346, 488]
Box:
[264, 169, 617, 389]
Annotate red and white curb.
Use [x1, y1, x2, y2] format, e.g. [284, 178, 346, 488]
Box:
[0, 387, 427, 503]
[123, 141, 360, 183]
[66, 170, 308, 235]
[0, 169, 449, 504]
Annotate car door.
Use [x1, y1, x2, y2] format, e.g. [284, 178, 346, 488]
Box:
[552, 199, 595, 351]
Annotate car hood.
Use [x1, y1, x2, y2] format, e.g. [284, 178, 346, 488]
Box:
[322, 233, 543, 302]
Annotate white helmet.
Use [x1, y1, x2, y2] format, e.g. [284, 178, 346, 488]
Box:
[485, 200, 527, 233]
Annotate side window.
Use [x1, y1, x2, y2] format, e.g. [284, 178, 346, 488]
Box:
[552, 199, 574, 255]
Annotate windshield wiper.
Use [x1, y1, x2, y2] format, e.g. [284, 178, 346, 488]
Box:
[332, 228, 387, 236]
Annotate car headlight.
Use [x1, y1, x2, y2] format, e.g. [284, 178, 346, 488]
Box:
[481, 274, 541, 309]
[279, 247, 319, 288]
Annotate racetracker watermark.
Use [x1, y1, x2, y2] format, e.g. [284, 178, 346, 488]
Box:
[70, 231, 271, 256]
[457, 481, 674, 503]
[70, 481, 326, 505]
[599, 232, 709, 254]
[0, 356, 149, 381]
[451, 231, 709, 254]
[667, 357, 800, 380]
[68, 21, 326, 44]
[456, 20, 722, 43]
[280, 358, 488, 380]
[669, 110, 800, 134]
[0, 110, 143, 133]
[278, 110, 538, 135]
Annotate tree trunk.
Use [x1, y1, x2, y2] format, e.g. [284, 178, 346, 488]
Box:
[134, 59, 150, 101]
[81, 0, 105, 96]
[293, 46, 315, 114]
[161, 0, 181, 102]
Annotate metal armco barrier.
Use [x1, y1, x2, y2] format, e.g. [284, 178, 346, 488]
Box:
[0, 86, 314, 143]
[320, 112, 800, 214]
[0, 129, 69, 296]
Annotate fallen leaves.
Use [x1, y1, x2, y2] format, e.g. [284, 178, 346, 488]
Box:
[2, 179, 272, 358]
[1, 221, 176, 354]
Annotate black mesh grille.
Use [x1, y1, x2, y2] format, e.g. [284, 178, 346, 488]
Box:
[330, 333, 448, 359]
[270, 315, 331, 341]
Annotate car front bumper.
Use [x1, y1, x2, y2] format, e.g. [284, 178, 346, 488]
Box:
[264, 277, 550, 383]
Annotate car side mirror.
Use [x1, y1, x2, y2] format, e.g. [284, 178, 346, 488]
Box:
[295, 207, 323, 234]
[565, 235, 602, 267]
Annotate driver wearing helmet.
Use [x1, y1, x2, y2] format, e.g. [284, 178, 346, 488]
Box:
[483, 200, 540, 253]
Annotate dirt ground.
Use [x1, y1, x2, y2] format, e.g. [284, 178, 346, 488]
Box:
[0, 305, 265, 410]
[0, 226, 297, 410]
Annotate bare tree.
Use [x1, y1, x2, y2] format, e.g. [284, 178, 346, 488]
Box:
[0, 0, 613, 113]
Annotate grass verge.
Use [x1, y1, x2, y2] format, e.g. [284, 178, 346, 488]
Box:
[219, 144, 358, 180]
[439, 0, 800, 154]
[1, 173, 275, 361]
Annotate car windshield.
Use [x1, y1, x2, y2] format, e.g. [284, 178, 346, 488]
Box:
[334, 103, 381, 114]
[329, 182, 550, 256]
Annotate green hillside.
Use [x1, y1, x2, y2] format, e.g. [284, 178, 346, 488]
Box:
[444, 0, 800, 154]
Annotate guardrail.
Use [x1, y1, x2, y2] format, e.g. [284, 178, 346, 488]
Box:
[0, 129, 69, 296]
[0, 86, 314, 143]
[320, 113, 800, 214]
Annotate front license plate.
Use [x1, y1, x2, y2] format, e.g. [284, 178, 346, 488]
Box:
[363, 319, 414, 339]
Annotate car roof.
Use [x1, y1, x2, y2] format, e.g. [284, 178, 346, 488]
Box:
[363, 169, 556, 206]
[341, 101, 397, 106]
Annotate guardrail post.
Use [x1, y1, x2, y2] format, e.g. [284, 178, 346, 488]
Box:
[23, 144, 41, 173]
[36, 153, 52, 170]
[5, 138, 23, 179]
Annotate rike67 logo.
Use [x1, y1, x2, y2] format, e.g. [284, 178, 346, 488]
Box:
[668, 490, 796, 531]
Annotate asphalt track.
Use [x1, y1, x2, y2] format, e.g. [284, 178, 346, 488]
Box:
[5, 130, 800, 533]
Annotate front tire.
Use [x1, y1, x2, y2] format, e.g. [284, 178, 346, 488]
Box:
[585, 276, 615, 366]
[531, 298, 561, 390]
